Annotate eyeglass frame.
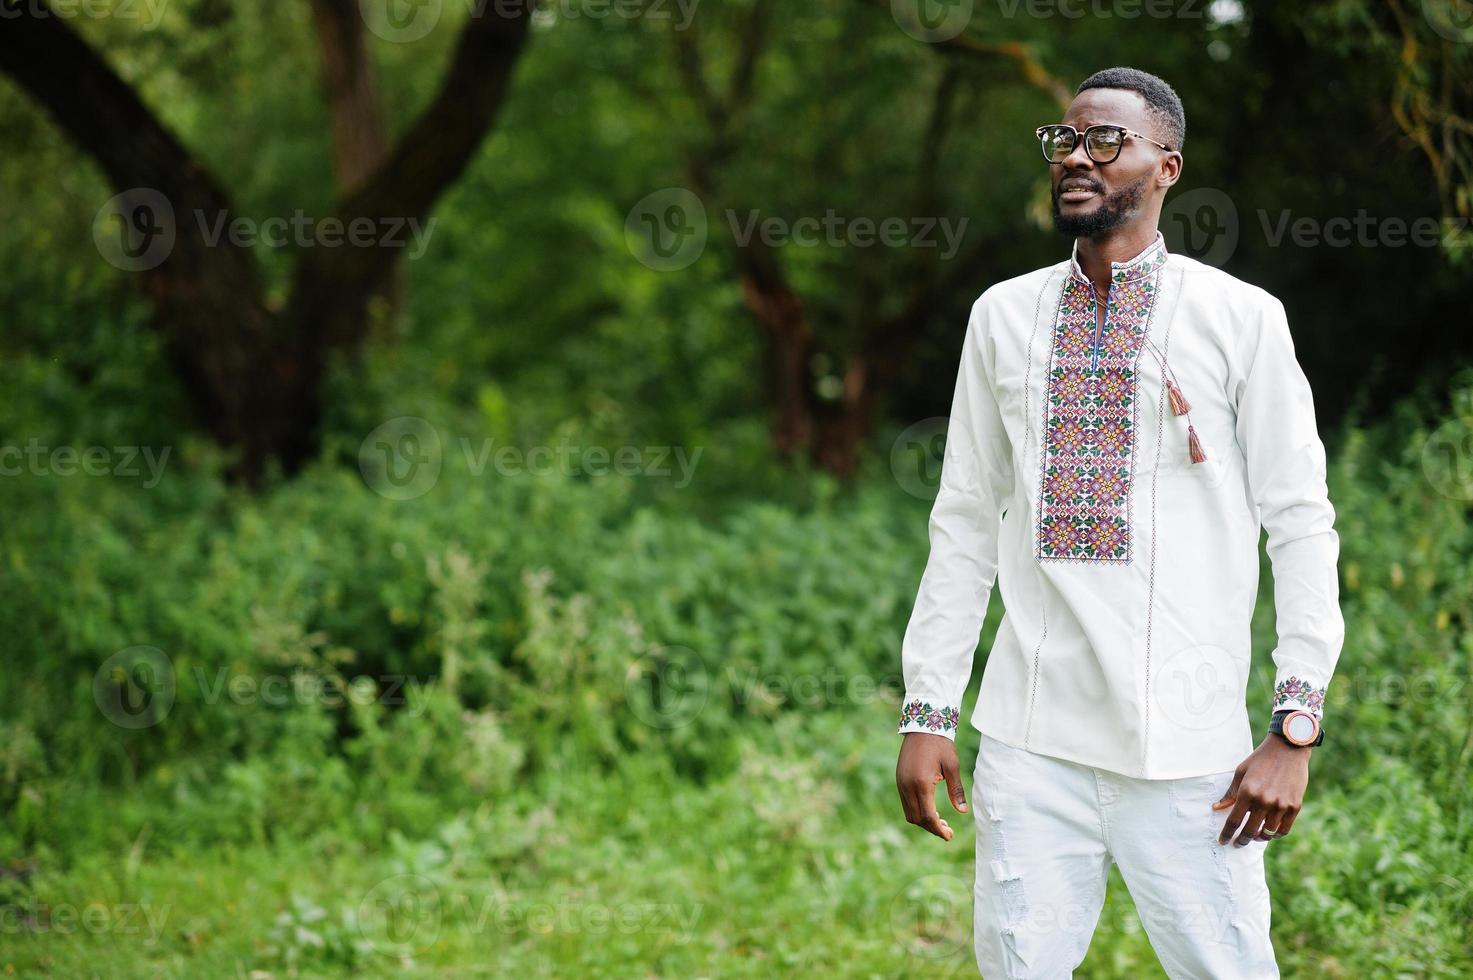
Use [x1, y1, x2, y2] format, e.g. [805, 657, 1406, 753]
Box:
[1035, 123, 1175, 164]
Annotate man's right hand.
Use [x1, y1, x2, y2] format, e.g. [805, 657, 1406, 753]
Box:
[896, 731, 969, 841]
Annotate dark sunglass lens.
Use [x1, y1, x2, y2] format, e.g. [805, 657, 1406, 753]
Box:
[1085, 128, 1123, 161]
[1040, 127, 1074, 162]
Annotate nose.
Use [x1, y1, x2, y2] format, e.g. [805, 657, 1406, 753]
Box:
[1061, 136, 1095, 172]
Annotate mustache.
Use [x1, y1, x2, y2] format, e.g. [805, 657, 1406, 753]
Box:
[1056, 173, 1103, 195]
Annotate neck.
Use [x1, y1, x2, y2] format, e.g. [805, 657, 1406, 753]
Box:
[1074, 223, 1159, 293]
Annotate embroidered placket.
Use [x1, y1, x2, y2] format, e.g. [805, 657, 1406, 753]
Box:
[1036, 241, 1167, 563]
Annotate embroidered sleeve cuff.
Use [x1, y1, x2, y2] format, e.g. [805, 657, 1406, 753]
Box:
[1272, 675, 1328, 718]
[897, 700, 962, 738]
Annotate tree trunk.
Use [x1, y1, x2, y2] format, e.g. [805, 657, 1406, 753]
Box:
[1, 2, 534, 481]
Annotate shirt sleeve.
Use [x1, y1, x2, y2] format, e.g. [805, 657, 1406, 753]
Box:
[1233, 294, 1345, 723]
[897, 293, 1015, 740]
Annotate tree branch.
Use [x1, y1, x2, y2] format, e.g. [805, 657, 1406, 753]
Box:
[285, 4, 536, 344]
[309, 0, 389, 195]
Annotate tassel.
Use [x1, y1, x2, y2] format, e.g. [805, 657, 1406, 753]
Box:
[1188, 424, 1207, 464]
[1166, 378, 1191, 416]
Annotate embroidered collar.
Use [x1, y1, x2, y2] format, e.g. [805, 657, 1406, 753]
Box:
[1068, 230, 1169, 287]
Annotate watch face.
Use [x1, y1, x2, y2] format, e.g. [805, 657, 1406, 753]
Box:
[1285, 712, 1317, 745]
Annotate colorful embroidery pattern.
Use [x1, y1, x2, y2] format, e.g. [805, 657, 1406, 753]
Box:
[899, 700, 961, 733]
[1036, 239, 1167, 562]
[1273, 676, 1327, 714]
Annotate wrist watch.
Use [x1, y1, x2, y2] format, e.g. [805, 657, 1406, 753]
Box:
[1269, 708, 1324, 747]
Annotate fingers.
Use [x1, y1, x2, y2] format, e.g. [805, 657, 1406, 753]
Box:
[901, 775, 952, 840]
[920, 793, 955, 841]
[941, 753, 969, 815]
[896, 751, 956, 842]
[1213, 766, 1245, 811]
[1236, 812, 1267, 848]
[1218, 794, 1299, 846]
[1253, 814, 1282, 842]
[1217, 798, 1252, 846]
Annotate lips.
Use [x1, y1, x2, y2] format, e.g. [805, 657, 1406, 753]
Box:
[1058, 181, 1100, 204]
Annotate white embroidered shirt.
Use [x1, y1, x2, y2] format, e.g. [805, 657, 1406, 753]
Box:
[896, 231, 1345, 779]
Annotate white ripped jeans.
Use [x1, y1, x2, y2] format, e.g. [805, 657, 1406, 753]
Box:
[972, 731, 1279, 979]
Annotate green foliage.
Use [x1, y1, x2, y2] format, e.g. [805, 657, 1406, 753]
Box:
[2, 372, 1473, 975]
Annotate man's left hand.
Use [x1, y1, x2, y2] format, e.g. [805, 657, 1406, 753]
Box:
[1212, 735, 1311, 846]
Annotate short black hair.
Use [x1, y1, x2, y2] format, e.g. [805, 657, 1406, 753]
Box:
[1076, 67, 1185, 151]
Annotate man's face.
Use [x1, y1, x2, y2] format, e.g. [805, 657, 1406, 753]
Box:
[1050, 88, 1172, 239]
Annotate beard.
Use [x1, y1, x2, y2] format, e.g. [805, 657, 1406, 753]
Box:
[1052, 171, 1150, 238]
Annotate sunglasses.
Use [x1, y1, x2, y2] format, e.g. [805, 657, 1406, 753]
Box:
[1036, 124, 1174, 164]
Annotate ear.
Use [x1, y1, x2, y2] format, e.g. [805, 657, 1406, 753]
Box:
[1158, 151, 1183, 189]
